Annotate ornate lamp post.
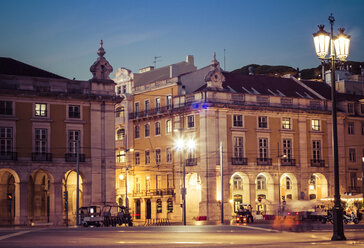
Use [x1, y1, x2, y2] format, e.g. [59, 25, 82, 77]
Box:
[313, 14, 350, 241]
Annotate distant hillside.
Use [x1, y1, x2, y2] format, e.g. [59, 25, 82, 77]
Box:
[231, 61, 364, 80]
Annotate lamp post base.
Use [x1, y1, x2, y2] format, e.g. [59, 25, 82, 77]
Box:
[331, 205, 346, 241]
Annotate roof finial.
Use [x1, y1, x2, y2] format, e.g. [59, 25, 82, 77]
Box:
[97, 40, 106, 57]
[211, 52, 219, 67]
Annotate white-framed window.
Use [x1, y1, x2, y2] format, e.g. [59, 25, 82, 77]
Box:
[349, 148, 356, 162]
[68, 105, 80, 119]
[155, 122, 161, 135]
[166, 147, 172, 163]
[35, 128, 48, 153]
[145, 123, 150, 137]
[282, 139, 292, 159]
[145, 176, 151, 192]
[312, 140, 321, 160]
[311, 119, 320, 131]
[0, 101, 13, 115]
[166, 95, 172, 110]
[156, 149, 161, 164]
[282, 117, 291, 129]
[35, 103, 47, 117]
[135, 176, 141, 193]
[145, 100, 150, 115]
[166, 120, 172, 133]
[233, 137, 244, 158]
[187, 115, 194, 128]
[122, 85, 126, 94]
[68, 130, 80, 154]
[258, 116, 268, 128]
[134, 102, 140, 117]
[135, 152, 140, 165]
[258, 138, 268, 159]
[134, 125, 140, 138]
[0, 127, 13, 153]
[116, 150, 125, 163]
[257, 175, 266, 190]
[233, 175, 243, 190]
[117, 86, 121, 95]
[348, 122, 355, 135]
[156, 175, 162, 190]
[145, 150, 150, 165]
[167, 174, 173, 189]
[116, 129, 125, 140]
[233, 115, 243, 127]
[155, 98, 161, 113]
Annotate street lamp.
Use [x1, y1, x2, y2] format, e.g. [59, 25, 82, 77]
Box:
[313, 14, 350, 241]
[175, 137, 196, 225]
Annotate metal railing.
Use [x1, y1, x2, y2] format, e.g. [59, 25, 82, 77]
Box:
[280, 158, 296, 166]
[231, 157, 248, 165]
[256, 158, 272, 165]
[31, 152, 52, 161]
[310, 159, 325, 167]
[185, 158, 197, 166]
[65, 153, 86, 162]
[0, 152, 17, 161]
[133, 188, 175, 197]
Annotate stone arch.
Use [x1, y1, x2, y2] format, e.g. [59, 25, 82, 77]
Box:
[255, 172, 274, 215]
[230, 172, 250, 213]
[308, 173, 328, 200]
[62, 170, 84, 225]
[186, 173, 201, 221]
[280, 173, 298, 201]
[0, 168, 20, 225]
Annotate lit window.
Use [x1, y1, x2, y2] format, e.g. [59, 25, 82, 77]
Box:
[155, 98, 161, 113]
[166, 120, 172, 133]
[166, 95, 172, 110]
[233, 175, 243, 190]
[257, 175, 266, 190]
[282, 117, 291, 129]
[311, 119, 320, 131]
[156, 149, 161, 164]
[116, 129, 125, 140]
[116, 150, 125, 163]
[35, 103, 47, 117]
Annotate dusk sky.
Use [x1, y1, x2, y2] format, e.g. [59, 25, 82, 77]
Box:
[1, 0, 364, 80]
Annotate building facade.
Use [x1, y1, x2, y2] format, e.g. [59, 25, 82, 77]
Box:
[0, 42, 117, 225]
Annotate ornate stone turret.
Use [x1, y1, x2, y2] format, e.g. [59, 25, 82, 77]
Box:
[89, 40, 115, 95]
[90, 40, 113, 82]
[205, 52, 225, 90]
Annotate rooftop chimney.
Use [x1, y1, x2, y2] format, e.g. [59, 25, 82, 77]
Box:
[186, 55, 194, 65]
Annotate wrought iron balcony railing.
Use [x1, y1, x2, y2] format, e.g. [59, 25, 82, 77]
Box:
[185, 158, 197, 166]
[310, 159, 325, 167]
[65, 153, 86, 162]
[0, 152, 17, 161]
[231, 157, 248, 165]
[132, 188, 175, 197]
[32, 152, 52, 161]
[256, 158, 272, 165]
[280, 158, 296, 166]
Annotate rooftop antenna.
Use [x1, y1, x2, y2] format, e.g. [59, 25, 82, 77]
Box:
[153, 56, 161, 68]
[224, 48, 226, 71]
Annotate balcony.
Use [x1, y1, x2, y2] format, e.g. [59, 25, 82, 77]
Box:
[133, 188, 175, 197]
[129, 106, 172, 120]
[32, 152, 52, 162]
[256, 158, 272, 166]
[310, 159, 325, 167]
[185, 158, 197, 166]
[280, 158, 296, 166]
[65, 153, 86, 162]
[231, 157, 248, 165]
[0, 152, 17, 161]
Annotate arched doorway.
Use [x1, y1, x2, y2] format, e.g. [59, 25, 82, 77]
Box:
[255, 173, 274, 215]
[186, 173, 201, 221]
[0, 169, 19, 225]
[308, 173, 328, 200]
[230, 172, 250, 213]
[28, 170, 52, 223]
[62, 170, 83, 225]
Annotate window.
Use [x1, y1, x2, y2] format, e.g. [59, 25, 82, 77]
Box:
[258, 116, 267, 128]
[35, 128, 48, 153]
[69, 105, 80, 119]
[122, 85, 126, 94]
[145, 124, 150, 137]
[233, 175, 243, 190]
[233, 137, 244, 158]
[258, 138, 268, 159]
[312, 140, 321, 161]
[135, 152, 140, 165]
[350, 172, 357, 188]
[145, 150, 150, 164]
[348, 103, 354, 113]
[286, 177, 292, 190]
[134, 125, 140, 138]
[167, 198, 173, 213]
[155, 98, 161, 113]
[116, 150, 125, 163]
[35, 103, 47, 117]
[187, 115, 194, 128]
[282, 117, 291, 129]
[156, 149, 161, 164]
[145, 177, 151, 192]
[167, 174, 173, 189]
[117, 86, 121, 95]
[0, 127, 13, 154]
[116, 129, 125, 140]
[68, 130, 80, 153]
[233, 115, 243, 127]
[282, 139, 292, 159]
[156, 199, 162, 214]
[0, 101, 12, 115]
[257, 175, 266, 190]
[348, 122, 354, 135]
[116, 107, 124, 118]
[311, 119, 320, 131]
[156, 175, 162, 190]
[135, 176, 141, 193]
[145, 100, 150, 115]
[166, 120, 172, 133]
[155, 122, 161, 135]
[166, 147, 172, 163]
[166, 95, 172, 110]
[134, 102, 139, 117]
[349, 148, 356, 162]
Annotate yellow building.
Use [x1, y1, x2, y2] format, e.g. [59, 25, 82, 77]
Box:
[115, 55, 364, 223]
[0, 42, 118, 226]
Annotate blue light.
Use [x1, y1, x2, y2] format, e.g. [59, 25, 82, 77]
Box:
[202, 103, 209, 109]
[192, 103, 199, 109]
